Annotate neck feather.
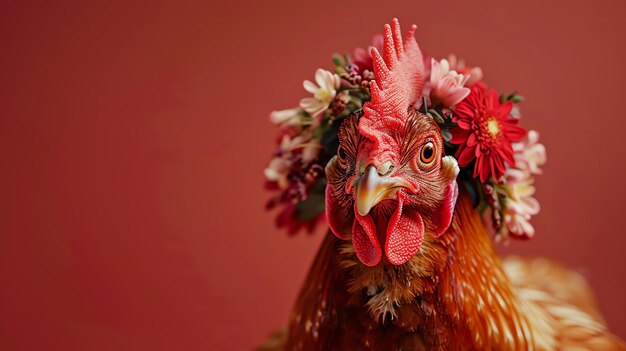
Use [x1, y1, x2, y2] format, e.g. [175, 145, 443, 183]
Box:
[436, 192, 553, 349]
[342, 191, 554, 349]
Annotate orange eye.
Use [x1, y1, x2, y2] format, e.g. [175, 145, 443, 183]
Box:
[337, 145, 347, 163]
[420, 142, 435, 164]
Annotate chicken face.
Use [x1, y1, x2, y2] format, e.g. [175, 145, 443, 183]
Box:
[325, 112, 459, 267]
[324, 19, 459, 267]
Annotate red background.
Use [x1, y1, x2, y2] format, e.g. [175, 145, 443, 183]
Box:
[2, 1, 626, 350]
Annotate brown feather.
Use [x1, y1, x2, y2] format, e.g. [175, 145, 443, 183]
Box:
[503, 256, 606, 324]
[261, 192, 626, 350]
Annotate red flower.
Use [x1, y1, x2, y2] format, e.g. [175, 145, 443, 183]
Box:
[450, 85, 526, 182]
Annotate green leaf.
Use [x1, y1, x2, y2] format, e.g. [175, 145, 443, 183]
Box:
[501, 91, 525, 103]
[321, 121, 341, 155]
[499, 93, 507, 104]
[344, 53, 352, 65]
[296, 179, 327, 220]
[462, 179, 481, 208]
[430, 110, 445, 125]
[510, 93, 525, 103]
[442, 129, 452, 142]
[334, 67, 346, 75]
[332, 53, 345, 67]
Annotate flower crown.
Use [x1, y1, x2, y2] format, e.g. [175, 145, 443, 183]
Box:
[264, 23, 546, 241]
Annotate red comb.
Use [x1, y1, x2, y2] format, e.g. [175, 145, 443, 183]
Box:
[359, 19, 425, 146]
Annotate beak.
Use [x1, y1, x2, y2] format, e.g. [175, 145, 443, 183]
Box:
[355, 165, 410, 216]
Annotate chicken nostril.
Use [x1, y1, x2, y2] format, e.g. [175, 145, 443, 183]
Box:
[377, 161, 394, 176]
[357, 162, 366, 177]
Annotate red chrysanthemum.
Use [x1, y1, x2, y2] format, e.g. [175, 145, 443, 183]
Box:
[450, 84, 526, 182]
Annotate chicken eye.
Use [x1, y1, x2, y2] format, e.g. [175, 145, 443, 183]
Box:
[337, 145, 348, 164]
[420, 142, 435, 164]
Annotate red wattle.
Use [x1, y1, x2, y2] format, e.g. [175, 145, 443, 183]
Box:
[385, 193, 425, 265]
[431, 181, 459, 237]
[325, 185, 354, 240]
[352, 207, 382, 267]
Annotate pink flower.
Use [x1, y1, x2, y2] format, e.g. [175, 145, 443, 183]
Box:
[300, 137, 322, 163]
[264, 132, 322, 189]
[503, 208, 536, 238]
[499, 168, 540, 239]
[430, 58, 470, 107]
[352, 34, 384, 72]
[447, 54, 484, 87]
[513, 130, 546, 175]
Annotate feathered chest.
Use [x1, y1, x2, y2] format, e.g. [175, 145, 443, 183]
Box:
[282, 232, 463, 351]
[334, 234, 461, 351]
[281, 197, 541, 351]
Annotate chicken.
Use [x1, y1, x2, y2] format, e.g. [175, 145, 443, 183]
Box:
[259, 19, 626, 350]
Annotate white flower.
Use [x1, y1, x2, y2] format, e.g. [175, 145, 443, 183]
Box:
[499, 168, 540, 237]
[299, 69, 340, 117]
[513, 130, 546, 175]
[264, 157, 291, 188]
[269, 108, 303, 127]
[279, 134, 308, 153]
